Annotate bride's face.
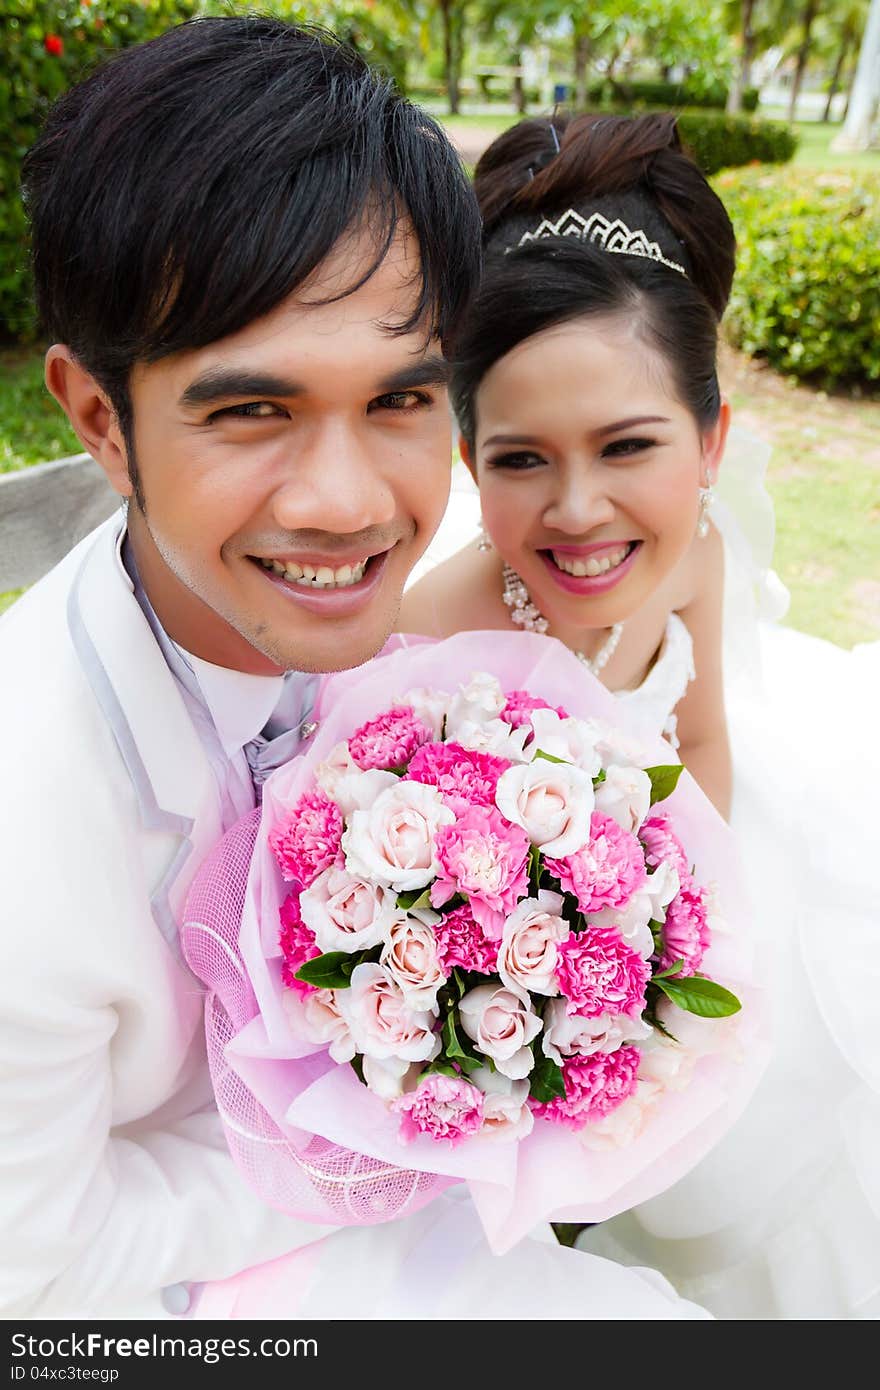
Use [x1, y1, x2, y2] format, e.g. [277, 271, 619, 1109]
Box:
[466, 316, 727, 635]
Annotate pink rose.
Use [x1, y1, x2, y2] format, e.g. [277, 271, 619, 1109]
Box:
[471, 1066, 534, 1142]
[269, 790, 343, 886]
[555, 925, 651, 1020]
[541, 997, 652, 1064]
[381, 912, 448, 1012]
[342, 781, 454, 891]
[546, 811, 646, 914]
[393, 1073, 484, 1146]
[495, 760, 594, 857]
[362, 1055, 421, 1101]
[497, 890, 568, 996]
[339, 962, 439, 1063]
[298, 864, 398, 954]
[348, 707, 432, 771]
[431, 806, 530, 938]
[458, 983, 542, 1080]
[282, 987, 355, 1064]
[532, 1046, 641, 1131]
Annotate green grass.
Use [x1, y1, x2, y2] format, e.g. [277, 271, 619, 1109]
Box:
[766, 115, 880, 171]
[0, 348, 80, 473]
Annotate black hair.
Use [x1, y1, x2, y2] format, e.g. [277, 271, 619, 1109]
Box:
[451, 113, 735, 447]
[23, 15, 481, 449]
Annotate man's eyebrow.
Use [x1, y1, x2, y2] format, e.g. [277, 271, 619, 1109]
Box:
[179, 371, 304, 410]
[374, 354, 451, 394]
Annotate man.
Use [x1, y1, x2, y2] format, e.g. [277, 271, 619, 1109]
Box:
[0, 14, 480, 1317]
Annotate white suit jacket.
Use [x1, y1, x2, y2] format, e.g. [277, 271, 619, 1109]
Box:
[0, 514, 332, 1317]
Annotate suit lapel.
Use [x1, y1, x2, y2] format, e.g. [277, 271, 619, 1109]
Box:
[66, 517, 221, 956]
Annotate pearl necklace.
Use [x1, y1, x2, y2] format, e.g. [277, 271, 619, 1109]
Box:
[502, 564, 624, 676]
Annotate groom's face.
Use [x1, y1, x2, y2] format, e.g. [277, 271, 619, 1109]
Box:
[124, 223, 451, 674]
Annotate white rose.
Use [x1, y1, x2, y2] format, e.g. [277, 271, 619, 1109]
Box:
[587, 719, 653, 771]
[497, 890, 568, 996]
[528, 709, 602, 776]
[446, 672, 506, 735]
[282, 987, 356, 1064]
[495, 760, 594, 857]
[342, 780, 454, 891]
[594, 764, 652, 834]
[338, 962, 440, 1063]
[362, 1055, 422, 1101]
[470, 1066, 534, 1142]
[394, 688, 450, 740]
[299, 864, 399, 954]
[315, 743, 398, 818]
[637, 1034, 698, 1092]
[454, 716, 532, 762]
[381, 912, 447, 1013]
[579, 1078, 663, 1151]
[458, 983, 542, 1080]
[541, 997, 652, 1064]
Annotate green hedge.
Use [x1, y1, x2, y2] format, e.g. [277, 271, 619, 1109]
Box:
[717, 167, 880, 387]
[0, 1, 198, 341]
[586, 78, 759, 113]
[675, 110, 797, 176]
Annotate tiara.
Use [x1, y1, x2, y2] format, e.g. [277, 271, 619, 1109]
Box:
[515, 208, 687, 276]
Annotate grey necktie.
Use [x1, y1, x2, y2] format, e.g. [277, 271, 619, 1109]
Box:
[243, 671, 320, 797]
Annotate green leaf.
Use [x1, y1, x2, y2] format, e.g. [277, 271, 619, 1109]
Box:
[441, 1011, 484, 1074]
[652, 957, 685, 981]
[425, 1060, 459, 1078]
[645, 764, 684, 805]
[528, 843, 542, 893]
[529, 1052, 566, 1103]
[533, 747, 568, 764]
[396, 887, 433, 912]
[350, 1055, 366, 1086]
[653, 975, 742, 1018]
[294, 951, 359, 990]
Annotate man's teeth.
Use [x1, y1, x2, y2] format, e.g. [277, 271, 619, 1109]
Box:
[552, 545, 631, 578]
[258, 557, 369, 588]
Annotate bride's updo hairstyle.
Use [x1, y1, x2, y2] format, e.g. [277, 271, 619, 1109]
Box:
[451, 113, 736, 447]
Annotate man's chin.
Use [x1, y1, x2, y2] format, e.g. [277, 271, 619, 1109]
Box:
[255, 620, 399, 676]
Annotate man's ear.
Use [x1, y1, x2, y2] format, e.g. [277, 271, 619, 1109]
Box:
[458, 434, 477, 483]
[702, 398, 731, 486]
[44, 345, 133, 497]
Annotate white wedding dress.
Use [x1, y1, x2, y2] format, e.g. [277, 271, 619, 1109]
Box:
[402, 453, 880, 1321]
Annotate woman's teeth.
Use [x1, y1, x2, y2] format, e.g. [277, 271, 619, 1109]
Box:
[257, 557, 369, 588]
[551, 545, 632, 578]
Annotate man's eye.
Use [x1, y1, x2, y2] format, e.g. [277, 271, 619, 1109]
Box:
[209, 401, 283, 421]
[369, 390, 432, 413]
[602, 437, 655, 457]
[486, 451, 544, 471]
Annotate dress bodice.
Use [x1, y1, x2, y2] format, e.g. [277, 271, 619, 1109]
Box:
[613, 613, 696, 748]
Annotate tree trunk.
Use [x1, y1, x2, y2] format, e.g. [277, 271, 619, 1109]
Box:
[440, 0, 460, 115]
[726, 0, 756, 114]
[573, 30, 591, 109]
[823, 27, 852, 122]
[833, 0, 880, 150]
[513, 48, 526, 114]
[787, 0, 820, 123]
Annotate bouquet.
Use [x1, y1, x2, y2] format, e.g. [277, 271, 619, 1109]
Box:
[182, 632, 766, 1253]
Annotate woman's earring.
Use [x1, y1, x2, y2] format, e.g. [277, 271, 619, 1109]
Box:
[477, 517, 493, 552]
[697, 484, 714, 539]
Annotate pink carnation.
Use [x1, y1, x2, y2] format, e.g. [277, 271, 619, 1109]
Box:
[269, 789, 343, 886]
[532, 1046, 640, 1131]
[408, 741, 510, 812]
[640, 813, 690, 877]
[348, 707, 432, 771]
[433, 904, 499, 974]
[500, 691, 569, 730]
[546, 812, 646, 914]
[430, 806, 530, 939]
[394, 1073, 484, 1145]
[555, 925, 650, 1019]
[278, 891, 320, 996]
[659, 872, 711, 976]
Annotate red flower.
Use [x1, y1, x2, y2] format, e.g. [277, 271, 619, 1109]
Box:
[44, 35, 64, 56]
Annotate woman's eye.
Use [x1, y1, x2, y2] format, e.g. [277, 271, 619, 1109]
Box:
[369, 390, 432, 413]
[209, 401, 284, 421]
[602, 436, 655, 458]
[486, 451, 545, 471]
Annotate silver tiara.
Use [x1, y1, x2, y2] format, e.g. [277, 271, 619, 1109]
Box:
[515, 208, 687, 276]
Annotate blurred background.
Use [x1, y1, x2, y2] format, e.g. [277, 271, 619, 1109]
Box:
[1, 1, 878, 645]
